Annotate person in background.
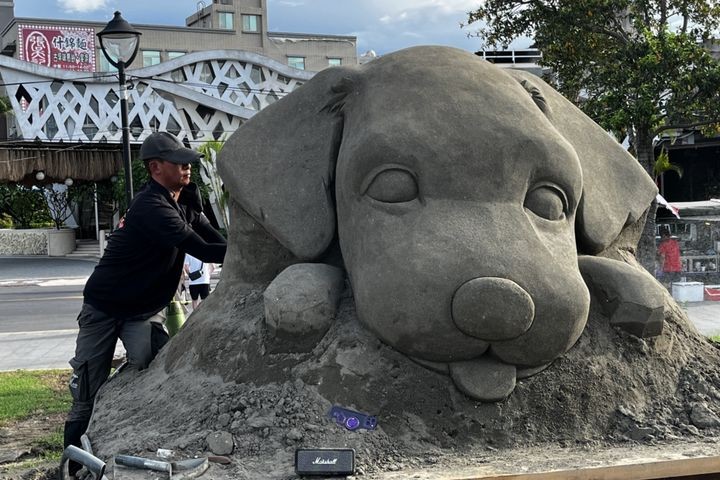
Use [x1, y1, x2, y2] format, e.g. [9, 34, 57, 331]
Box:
[184, 253, 214, 309]
[63, 132, 227, 477]
[658, 228, 682, 285]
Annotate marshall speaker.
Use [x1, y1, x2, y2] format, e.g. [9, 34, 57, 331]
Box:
[295, 448, 355, 476]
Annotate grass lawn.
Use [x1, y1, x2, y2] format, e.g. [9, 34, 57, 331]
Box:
[0, 369, 71, 477]
[0, 370, 71, 422]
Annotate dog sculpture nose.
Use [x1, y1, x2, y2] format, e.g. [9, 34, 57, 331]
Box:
[452, 277, 534, 341]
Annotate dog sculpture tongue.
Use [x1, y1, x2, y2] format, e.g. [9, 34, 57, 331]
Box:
[449, 357, 517, 402]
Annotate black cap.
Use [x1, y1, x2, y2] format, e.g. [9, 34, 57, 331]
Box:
[139, 132, 203, 164]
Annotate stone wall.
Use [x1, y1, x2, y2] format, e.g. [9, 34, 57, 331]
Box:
[0, 229, 48, 255]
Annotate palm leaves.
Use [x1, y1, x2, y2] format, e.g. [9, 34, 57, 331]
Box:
[197, 138, 230, 228]
[653, 147, 683, 181]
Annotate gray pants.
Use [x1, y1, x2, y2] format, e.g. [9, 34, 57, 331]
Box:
[67, 303, 169, 423]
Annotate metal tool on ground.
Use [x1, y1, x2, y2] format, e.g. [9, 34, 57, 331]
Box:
[80, 434, 95, 456]
[114, 454, 209, 479]
[208, 455, 232, 465]
[60, 445, 107, 480]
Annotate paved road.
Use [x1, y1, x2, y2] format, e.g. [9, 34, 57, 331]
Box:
[0, 256, 96, 283]
[0, 256, 104, 371]
[0, 330, 80, 371]
[0, 284, 83, 332]
[684, 302, 720, 337]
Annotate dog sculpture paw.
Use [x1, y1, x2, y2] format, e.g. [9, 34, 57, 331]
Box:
[263, 263, 344, 353]
[579, 256, 665, 338]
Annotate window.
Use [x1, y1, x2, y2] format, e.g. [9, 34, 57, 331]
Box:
[288, 56, 305, 70]
[142, 50, 161, 67]
[96, 52, 117, 73]
[218, 12, 234, 30]
[168, 51, 186, 61]
[328, 58, 342, 67]
[242, 14, 260, 32]
[656, 222, 697, 242]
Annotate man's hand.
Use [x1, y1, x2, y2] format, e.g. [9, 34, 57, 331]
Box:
[178, 182, 203, 213]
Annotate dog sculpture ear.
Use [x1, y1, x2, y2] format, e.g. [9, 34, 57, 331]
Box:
[505, 70, 658, 254]
[218, 67, 356, 260]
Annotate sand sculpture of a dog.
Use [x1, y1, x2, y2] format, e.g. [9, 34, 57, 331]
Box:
[218, 46, 665, 402]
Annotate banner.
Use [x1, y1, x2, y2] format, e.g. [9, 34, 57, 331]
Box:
[656, 194, 681, 219]
[18, 24, 96, 72]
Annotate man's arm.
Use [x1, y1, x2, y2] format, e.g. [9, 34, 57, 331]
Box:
[193, 216, 227, 245]
[178, 230, 227, 264]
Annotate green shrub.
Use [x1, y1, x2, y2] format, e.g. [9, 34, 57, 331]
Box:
[0, 212, 12, 228]
[0, 183, 52, 229]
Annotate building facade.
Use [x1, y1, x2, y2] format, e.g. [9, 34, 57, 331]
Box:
[0, 0, 357, 238]
[0, 0, 357, 183]
[0, 0, 357, 73]
[476, 48, 548, 77]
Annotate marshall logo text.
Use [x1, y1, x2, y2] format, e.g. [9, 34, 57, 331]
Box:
[296, 448, 355, 476]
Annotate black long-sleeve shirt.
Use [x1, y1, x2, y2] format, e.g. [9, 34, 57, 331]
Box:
[83, 179, 227, 318]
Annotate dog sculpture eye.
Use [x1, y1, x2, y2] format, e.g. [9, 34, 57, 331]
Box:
[363, 167, 419, 203]
[524, 185, 567, 221]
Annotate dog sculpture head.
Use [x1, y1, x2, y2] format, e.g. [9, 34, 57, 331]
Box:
[218, 46, 657, 401]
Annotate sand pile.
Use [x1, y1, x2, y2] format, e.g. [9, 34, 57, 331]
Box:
[87, 279, 720, 479]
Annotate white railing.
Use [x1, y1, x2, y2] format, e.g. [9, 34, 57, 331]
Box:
[479, 49, 543, 66]
[0, 50, 314, 147]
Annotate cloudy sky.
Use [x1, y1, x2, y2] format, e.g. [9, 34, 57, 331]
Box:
[14, 0, 531, 55]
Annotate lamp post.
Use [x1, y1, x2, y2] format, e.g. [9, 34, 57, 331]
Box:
[97, 11, 141, 207]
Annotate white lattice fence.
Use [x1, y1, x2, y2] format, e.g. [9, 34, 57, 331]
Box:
[0, 50, 313, 147]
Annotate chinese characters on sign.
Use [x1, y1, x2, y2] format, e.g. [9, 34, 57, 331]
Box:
[18, 25, 96, 72]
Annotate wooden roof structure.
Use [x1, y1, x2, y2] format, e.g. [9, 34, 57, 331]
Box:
[0, 143, 123, 183]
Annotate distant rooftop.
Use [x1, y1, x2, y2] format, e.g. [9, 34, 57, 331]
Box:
[477, 48, 542, 65]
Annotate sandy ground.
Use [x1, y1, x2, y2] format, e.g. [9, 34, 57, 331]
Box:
[83, 281, 720, 479]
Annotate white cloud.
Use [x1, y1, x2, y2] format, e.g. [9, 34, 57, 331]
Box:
[278, 0, 304, 7]
[57, 0, 107, 12]
[368, 0, 478, 16]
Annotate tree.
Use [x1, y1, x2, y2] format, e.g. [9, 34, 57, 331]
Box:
[0, 97, 12, 115]
[111, 159, 149, 216]
[44, 184, 74, 230]
[467, 0, 720, 269]
[0, 183, 51, 229]
[197, 138, 230, 229]
[653, 146, 683, 196]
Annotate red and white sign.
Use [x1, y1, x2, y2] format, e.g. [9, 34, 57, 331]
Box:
[18, 24, 96, 72]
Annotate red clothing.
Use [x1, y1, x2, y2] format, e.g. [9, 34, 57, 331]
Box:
[658, 238, 682, 273]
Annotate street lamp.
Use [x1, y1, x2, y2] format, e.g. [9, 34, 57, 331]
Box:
[97, 11, 141, 206]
